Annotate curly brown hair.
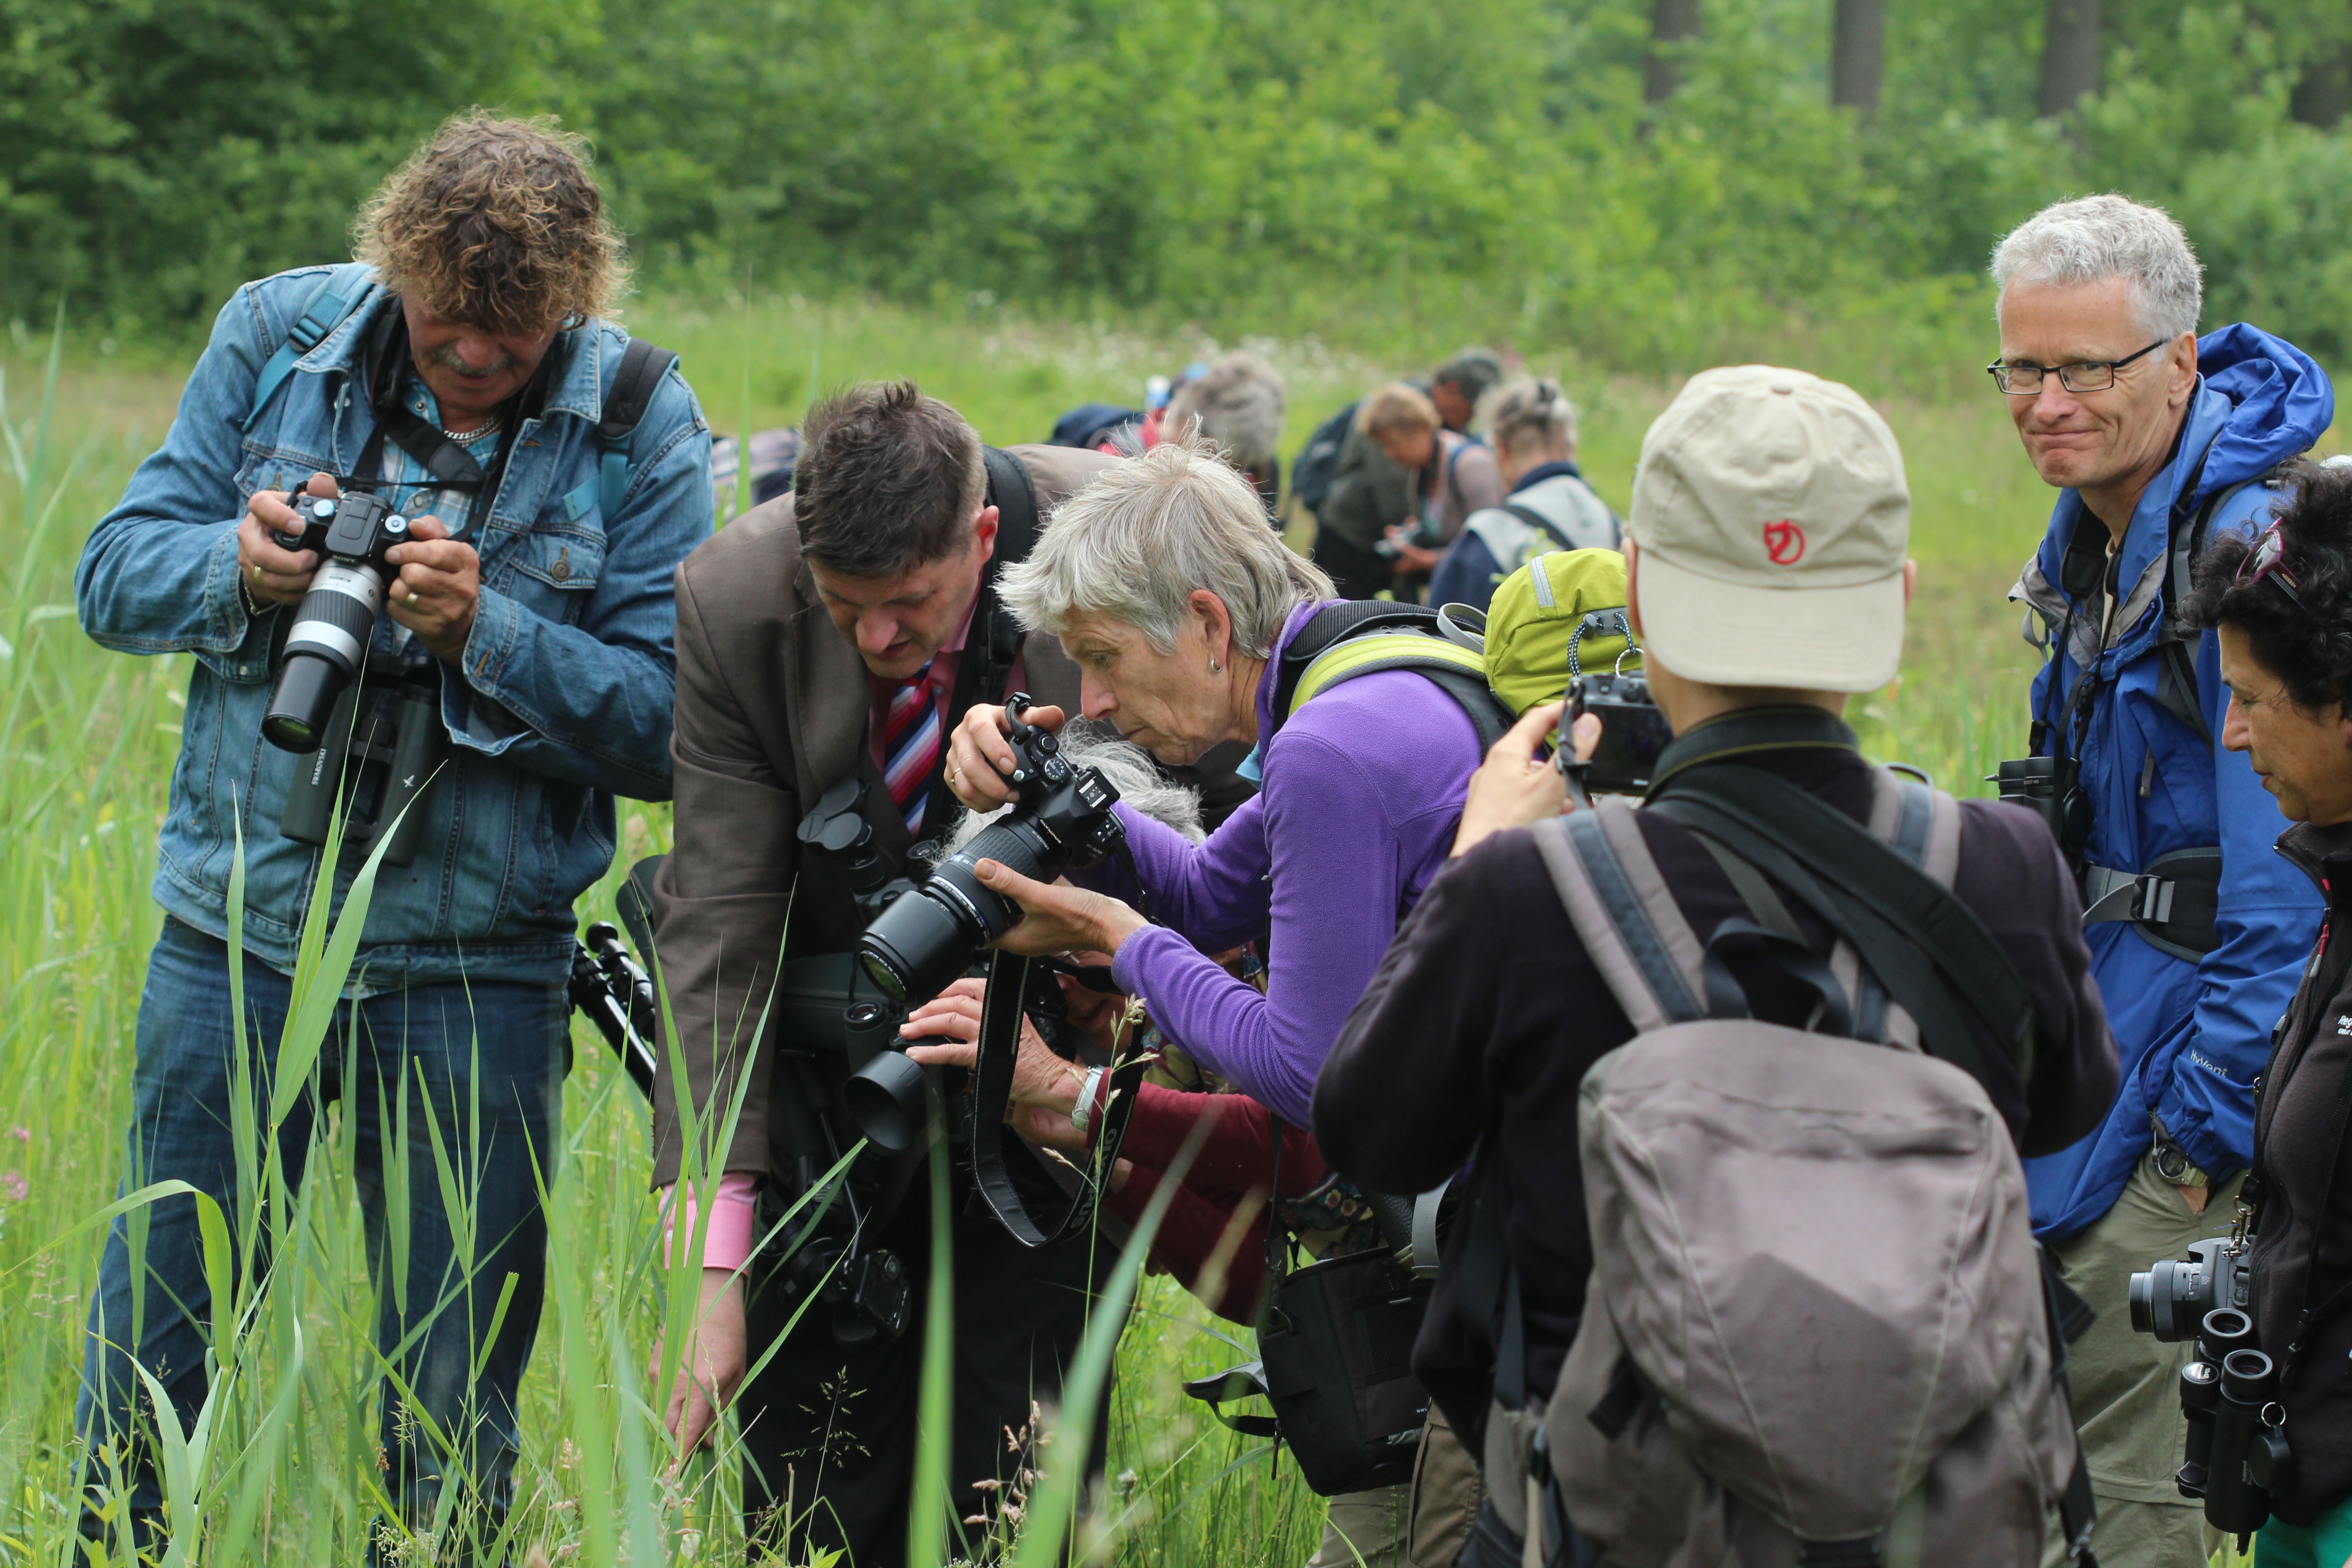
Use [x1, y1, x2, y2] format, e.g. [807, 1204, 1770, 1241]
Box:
[354, 111, 627, 335]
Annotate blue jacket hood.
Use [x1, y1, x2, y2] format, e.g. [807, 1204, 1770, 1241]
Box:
[2196, 323, 2333, 494]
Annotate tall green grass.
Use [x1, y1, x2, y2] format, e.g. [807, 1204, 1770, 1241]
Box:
[0, 298, 2288, 1565]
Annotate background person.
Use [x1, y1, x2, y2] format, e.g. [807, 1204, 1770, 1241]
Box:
[1429, 375, 1621, 613]
[645, 382, 1124, 1566]
[1163, 349, 1289, 519]
[71, 113, 711, 1557]
[1354, 383, 1504, 598]
[1992, 194, 2333, 1568]
[1316, 365, 2119, 1565]
[2176, 466, 2352, 1568]
[937, 439, 1492, 1568]
[1308, 348, 1503, 600]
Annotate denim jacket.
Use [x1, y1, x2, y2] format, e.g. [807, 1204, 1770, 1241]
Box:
[77, 265, 711, 986]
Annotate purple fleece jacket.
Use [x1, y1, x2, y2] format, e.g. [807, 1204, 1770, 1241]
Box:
[1103, 600, 1484, 1127]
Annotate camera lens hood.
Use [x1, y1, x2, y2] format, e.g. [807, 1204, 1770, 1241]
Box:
[844, 1049, 929, 1154]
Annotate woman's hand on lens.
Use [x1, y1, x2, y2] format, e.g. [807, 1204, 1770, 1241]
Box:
[1452, 701, 1600, 858]
[902, 976, 1095, 1150]
[973, 858, 1147, 957]
[237, 471, 333, 607]
[944, 701, 1068, 810]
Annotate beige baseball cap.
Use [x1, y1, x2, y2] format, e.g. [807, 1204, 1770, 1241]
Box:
[1627, 365, 1910, 692]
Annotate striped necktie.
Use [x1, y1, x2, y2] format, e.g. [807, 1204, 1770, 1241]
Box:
[882, 664, 942, 835]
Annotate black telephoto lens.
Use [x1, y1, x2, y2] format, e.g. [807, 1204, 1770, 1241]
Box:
[856, 817, 1059, 1004]
[263, 654, 344, 752]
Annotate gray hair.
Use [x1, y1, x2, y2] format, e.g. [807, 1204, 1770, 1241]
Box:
[924, 725, 1205, 863]
[1480, 375, 1577, 458]
[1164, 352, 1287, 474]
[1000, 438, 1333, 660]
[1990, 195, 2204, 341]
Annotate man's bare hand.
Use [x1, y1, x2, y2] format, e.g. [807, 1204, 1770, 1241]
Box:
[2177, 1183, 2210, 1216]
[238, 471, 333, 608]
[654, 1268, 747, 1463]
[385, 514, 480, 663]
[1451, 701, 1601, 858]
[943, 701, 1068, 811]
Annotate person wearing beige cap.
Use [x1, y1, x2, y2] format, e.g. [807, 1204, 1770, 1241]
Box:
[1313, 365, 2119, 1566]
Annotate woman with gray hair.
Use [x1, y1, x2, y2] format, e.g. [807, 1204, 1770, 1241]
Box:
[937, 438, 1491, 1130]
[1430, 375, 1621, 614]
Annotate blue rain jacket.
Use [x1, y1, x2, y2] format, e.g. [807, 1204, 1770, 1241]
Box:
[76, 266, 711, 986]
[2014, 324, 2331, 1240]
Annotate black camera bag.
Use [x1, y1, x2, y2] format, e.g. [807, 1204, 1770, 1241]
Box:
[1183, 1118, 1433, 1496]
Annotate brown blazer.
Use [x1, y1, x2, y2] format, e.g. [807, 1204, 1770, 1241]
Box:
[648, 444, 1110, 1188]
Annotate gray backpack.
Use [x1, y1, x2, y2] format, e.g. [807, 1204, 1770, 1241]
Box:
[1511, 766, 2095, 1568]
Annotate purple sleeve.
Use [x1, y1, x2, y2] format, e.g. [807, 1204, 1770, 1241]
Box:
[1102, 794, 1271, 949]
[1112, 718, 1469, 1127]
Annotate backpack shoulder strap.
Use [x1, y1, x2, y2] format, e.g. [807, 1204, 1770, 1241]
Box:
[982, 446, 1042, 561]
[244, 263, 376, 433]
[596, 337, 681, 519]
[1530, 803, 1709, 1031]
[1502, 502, 1575, 553]
[1270, 602, 1445, 717]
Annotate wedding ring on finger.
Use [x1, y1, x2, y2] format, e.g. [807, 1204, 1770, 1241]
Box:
[407, 591, 421, 609]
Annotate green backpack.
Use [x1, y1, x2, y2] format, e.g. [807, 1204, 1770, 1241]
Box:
[1270, 549, 1636, 745]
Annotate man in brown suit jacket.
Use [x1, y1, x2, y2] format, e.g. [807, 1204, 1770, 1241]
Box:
[647, 382, 1115, 1565]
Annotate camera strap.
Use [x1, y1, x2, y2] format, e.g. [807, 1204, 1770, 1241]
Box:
[966, 948, 1145, 1248]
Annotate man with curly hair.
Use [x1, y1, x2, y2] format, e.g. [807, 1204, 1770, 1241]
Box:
[74, 112, 710, 1559]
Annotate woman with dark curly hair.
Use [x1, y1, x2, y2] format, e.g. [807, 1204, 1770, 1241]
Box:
[2175, 457, 2352, 1567]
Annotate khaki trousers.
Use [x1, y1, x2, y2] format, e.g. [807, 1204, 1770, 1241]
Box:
[1304, 1405, 1485, 1568]
[2042, 1153, 2241, 1568]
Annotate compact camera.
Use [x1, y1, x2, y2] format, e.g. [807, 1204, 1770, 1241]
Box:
[263, 489, 410, 753]
[857, 695, 1126, 1008]
[2129, 1236, 2250, 1342]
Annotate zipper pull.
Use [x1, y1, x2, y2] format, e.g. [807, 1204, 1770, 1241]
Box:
[2139, 750, 2156, 799]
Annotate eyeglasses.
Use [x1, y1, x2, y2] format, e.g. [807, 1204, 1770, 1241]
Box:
[1986, 340, 2166, 395]
[2235, 519, 2307, 612]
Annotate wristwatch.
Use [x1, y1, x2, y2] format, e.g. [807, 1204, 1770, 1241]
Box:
[1068, 1066, 1108, 1138]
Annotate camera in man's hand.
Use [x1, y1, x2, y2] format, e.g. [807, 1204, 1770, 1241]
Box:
[857, 694, 1126, 1007]
[263, 488, 409, 752]
[1568, 669, 1672, 795]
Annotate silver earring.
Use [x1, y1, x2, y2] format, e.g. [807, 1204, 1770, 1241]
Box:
[1210, 660, 1221, 673]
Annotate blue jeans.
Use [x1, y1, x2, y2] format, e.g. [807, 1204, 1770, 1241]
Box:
[77, 918, 566, 1555]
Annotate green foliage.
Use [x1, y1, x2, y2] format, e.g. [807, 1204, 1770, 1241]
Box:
[15, 0, 2352, 383]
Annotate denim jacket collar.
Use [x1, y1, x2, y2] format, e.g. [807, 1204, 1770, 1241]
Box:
[296, 280, 613, 429]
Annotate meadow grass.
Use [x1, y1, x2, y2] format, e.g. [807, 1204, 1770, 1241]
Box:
[0, 296, 2289, 1564]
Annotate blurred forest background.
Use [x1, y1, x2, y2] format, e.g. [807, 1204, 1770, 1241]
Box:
[9, 0, 2352, 389]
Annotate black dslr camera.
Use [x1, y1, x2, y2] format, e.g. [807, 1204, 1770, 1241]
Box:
[263, 489, 409, 752]
[858, 694, 1126, 1007]
[2132, 1236, 2290, 1545]
[1557, 609, 1671, 798]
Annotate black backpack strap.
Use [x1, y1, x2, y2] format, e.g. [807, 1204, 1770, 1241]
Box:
[1503, 503, 1576, 553]
[1647, 765, 2043, 1093]
[1268, 601, 1447, 726]
[595, 338, 681, 519]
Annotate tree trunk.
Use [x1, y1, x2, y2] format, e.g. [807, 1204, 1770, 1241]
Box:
[1830, 0, 1885, 120]
[1646, 0, 1704, 106]
[2293, 43, 2352, 128]
[2038, 0, 2102, 119]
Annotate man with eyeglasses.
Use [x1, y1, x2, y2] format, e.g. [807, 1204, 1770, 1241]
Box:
[1992, 194, 2332, 1567]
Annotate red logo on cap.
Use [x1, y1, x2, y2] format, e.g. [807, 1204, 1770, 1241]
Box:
[1764, 519, 1806, 565]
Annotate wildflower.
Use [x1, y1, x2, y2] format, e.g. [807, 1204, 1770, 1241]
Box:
[1, 1171, 25, 1202]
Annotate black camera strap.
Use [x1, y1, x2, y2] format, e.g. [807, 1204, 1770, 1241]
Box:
[918, 448, 1044, 847]
[966, 948, 1146, 1248]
